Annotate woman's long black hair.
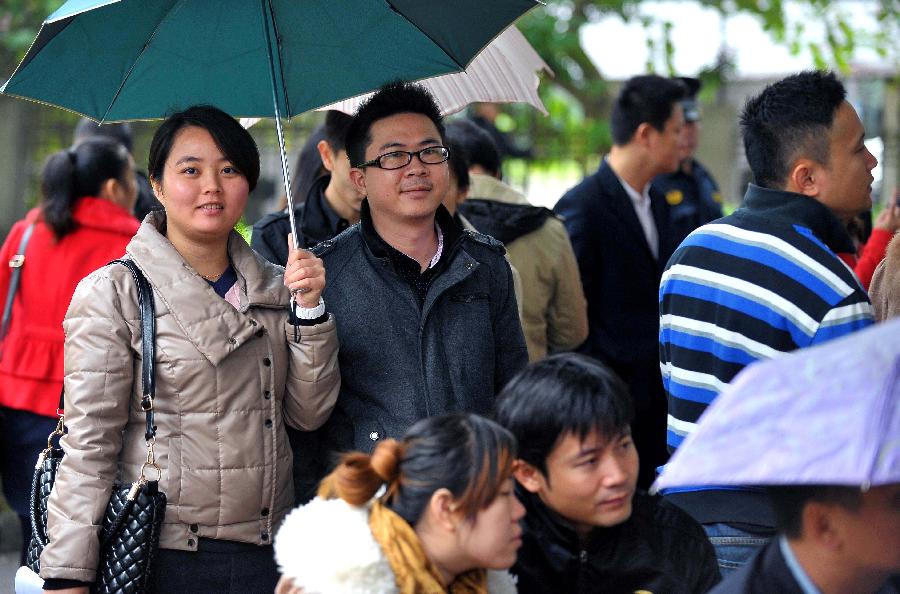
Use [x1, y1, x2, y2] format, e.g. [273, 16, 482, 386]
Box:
[40, 137, 131, 240]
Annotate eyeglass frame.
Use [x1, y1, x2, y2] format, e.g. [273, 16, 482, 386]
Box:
[354, 146, 450, 170]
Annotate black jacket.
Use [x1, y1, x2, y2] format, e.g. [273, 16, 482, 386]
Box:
[250, 174, 349, 266]
[513, 489, 720, 594]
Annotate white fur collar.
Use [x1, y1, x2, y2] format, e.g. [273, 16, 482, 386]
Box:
[274, 497, 517, 594]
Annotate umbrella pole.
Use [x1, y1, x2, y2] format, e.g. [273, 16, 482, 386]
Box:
[261, 0, 298, 254]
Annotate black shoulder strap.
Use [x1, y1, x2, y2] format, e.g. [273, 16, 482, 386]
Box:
[110, 259, 157, 441]
[0, 223, 35, 346]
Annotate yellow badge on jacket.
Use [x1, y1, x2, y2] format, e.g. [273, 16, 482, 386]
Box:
[666, 190, 683, 206]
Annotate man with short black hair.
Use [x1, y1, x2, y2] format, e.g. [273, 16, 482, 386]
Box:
[447, 119, 587, 361]
[252, 110, 362, 266]
[709, 484, 900, 593]
[555, 75, 686, 489]
[311, 82, 527, 485]
[496, 353, 720, 594]
[659, 71, 877, 571]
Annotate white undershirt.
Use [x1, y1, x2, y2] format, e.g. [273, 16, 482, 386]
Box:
[611, 166, 659, 259]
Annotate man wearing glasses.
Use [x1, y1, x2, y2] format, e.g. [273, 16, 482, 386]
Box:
[302, 82, 527, 494]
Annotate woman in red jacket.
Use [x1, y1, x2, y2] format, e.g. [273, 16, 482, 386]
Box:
[0, 136, 138, 563]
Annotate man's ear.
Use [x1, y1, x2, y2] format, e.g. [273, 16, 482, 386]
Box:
[349, 168, 367, 196]
[513, 459, 546, 495]
[633, 122, 654, 148]
[317, 140, 335, 173]
[800, 501, 842, 552]
[427, 488, 459, 532]
[786, 159, 822, 197]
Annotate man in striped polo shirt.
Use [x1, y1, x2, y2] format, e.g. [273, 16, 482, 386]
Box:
[658, 71, 877, 573]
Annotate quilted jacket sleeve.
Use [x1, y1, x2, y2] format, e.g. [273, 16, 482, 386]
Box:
[281, 314, 340, 431]
[40, 270, 136, 583]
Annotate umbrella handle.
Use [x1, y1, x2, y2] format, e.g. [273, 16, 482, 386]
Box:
[261, 0, 298, 254]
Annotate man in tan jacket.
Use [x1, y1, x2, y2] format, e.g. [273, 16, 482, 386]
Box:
[449, 120, 587, 361]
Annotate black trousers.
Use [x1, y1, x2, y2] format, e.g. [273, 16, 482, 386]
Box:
[150, 538, 280, 593]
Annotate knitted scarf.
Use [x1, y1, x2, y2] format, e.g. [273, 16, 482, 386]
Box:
[368, 501, 488, 594]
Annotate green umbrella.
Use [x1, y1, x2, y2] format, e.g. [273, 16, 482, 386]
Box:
[2, 0, 537, 244]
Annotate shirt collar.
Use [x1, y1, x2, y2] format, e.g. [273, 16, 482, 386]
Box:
[608, 159, 652, 207]
[780, 536, 824, 594]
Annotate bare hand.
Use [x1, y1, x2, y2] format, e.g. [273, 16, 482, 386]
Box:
[275, 575, 304, 594]
[284, 234, 326, 308]
[874, 195, 900, 233]
[42, 589, 89, 594]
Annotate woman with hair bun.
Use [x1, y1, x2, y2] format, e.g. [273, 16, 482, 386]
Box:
[0, 136, 139, 564]
[274, 413, 525, 594]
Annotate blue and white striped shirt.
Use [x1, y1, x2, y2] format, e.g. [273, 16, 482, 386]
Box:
[659, 184, 873, 451]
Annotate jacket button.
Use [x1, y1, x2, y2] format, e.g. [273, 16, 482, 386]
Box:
[187, 538, 195, 547]
[465, 262, 474, 270]
[263, 357, 271, 366]
[261, 532, 269, 541]
[190, 523, 198, 533]
[249, 319, 257, 326]
[261, 507, 269, 517]
[369, 431, 379, 441]
[228, 337, 237, 345]
[264, 390, 271, 400]
[264, 419, 273, 428]
[255, 329, 264, 338]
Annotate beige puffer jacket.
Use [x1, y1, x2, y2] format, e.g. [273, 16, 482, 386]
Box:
[40, 212, 340, 583]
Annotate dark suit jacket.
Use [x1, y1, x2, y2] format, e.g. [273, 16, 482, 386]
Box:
[554, 160, 675, 366]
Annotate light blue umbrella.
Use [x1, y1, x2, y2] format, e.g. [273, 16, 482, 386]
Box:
[654, 318, 900, 491]
[1, 0, 537, 244]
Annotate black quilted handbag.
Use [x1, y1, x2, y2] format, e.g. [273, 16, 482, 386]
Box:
[25, 259, 166, 594]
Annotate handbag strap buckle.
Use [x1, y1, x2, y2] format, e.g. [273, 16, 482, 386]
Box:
[9, 255, 24, 268]
[46, 417, 65, 449]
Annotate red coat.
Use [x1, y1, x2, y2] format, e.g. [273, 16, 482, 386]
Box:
[837, 227, 893, 291]
[0, 197, 139, 416]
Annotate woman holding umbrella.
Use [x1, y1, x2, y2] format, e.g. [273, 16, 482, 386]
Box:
[39, 106, 340, 593]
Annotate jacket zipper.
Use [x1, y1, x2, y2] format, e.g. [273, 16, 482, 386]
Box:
[578, 549, 588, 593]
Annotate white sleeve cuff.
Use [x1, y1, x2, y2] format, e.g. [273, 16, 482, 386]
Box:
[292, 296, 326, 320]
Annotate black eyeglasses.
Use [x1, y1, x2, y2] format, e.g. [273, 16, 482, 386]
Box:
[356, 146, 450, 170]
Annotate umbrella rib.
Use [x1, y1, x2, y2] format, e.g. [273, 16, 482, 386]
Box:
[99, 5, 174, 122]
[383, 1, 466, 69]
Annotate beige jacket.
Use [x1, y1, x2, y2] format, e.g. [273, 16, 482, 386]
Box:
[869, 233, 900, 321]
[41, 212, 340, 582]
[468, 174, 588, 360]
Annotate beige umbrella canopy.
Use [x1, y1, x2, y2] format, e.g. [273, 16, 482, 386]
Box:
[316, 25, 552, 116]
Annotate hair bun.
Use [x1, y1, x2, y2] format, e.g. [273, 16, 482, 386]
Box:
[370, 439, 402, 483]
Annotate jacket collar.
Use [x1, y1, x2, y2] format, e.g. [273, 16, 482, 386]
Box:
[126, 211, 289, 365]
[739, 184, 855, 254]
[359, 199, 464, 270]
[71, 196, 140, 235]
[300, 174, 349, 246]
